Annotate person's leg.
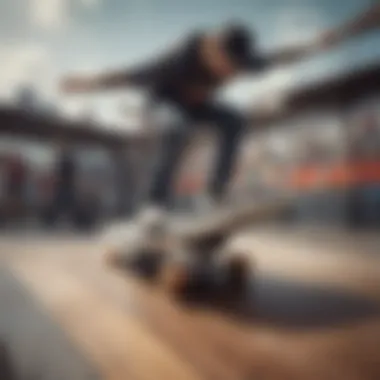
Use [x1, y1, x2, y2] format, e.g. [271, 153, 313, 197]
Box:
[146, 103, 191, 209]
[47, 188, 66, 226]
[197, 104, 245, 202]
[147, 128, 190, 207]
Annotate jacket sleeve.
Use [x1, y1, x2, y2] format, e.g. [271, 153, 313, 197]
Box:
[127, 35, 196, 86]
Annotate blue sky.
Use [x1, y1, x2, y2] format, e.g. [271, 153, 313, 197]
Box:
[0, 0, 379, 128]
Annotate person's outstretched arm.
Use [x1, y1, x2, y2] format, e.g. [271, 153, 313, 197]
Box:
[60, 39, 185, 94]
[263, 2, 380, 68]
[60, 64, 154, 94]
[60, 69, 134, 94]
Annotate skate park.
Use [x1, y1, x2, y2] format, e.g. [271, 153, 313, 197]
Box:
[2, 0, 380, 378]
[1, 59, 380, 380]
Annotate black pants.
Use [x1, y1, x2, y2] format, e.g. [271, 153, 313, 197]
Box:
[48, 187, 76, 223]
[148, 101, 245, 207]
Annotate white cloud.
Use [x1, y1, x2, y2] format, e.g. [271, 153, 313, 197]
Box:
[29, 0, 102, 30]
[270, 6, 325, 47]
[30, 0, 68, 30]
[81, 0, 101, 9]
[0, 43, 53, 101]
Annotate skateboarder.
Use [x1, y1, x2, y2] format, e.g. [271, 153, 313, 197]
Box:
[61, 3, 380, 225]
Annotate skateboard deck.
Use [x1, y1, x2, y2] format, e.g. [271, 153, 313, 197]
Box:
[100, 197, 292, 298]
[171, 197, 291, 245]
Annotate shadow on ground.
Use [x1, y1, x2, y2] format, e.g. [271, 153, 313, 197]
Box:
[114, 255, 380, 330]
[181, 274, 380, 329]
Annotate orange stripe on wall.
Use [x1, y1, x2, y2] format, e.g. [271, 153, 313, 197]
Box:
[287, 160, 380, 190]
[175, 160, 380, 195]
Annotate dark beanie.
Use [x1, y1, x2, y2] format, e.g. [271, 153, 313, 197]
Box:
[222, 24, 256, 65]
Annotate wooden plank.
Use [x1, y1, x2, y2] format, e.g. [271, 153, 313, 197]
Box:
[71, 263, 252, 380]
[61, 247, 380, 380]
[10, 257, 203, 380]
[0, 268, 99, 380]
[4, 236, 380, 380]
[14, 250, 246, 380]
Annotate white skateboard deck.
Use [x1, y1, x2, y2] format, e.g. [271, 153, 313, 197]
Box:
[99, 197, 292, 264]
[170, 197, 292, 242]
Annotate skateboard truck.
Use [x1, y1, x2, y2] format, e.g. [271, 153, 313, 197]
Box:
[102, 197, 292, 299]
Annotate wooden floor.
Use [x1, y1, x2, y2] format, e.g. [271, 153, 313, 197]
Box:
[1, 231, 380, 380]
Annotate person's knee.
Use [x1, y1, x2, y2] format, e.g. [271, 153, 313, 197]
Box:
[160, 128, 189, 162]
[219, 109, 245, 138]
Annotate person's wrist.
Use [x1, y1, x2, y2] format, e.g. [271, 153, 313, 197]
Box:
[318, 29, 345, 50]
[89, 77, 101, 90]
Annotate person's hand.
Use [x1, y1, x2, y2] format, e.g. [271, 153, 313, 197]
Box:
[59, 75, 96, 94]
[315, 29, 343, 52]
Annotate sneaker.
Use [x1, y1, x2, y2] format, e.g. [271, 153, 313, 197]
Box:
[193, 194, 220, 214]
[136, 204, 169, 239]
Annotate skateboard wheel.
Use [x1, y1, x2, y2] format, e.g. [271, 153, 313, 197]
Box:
[132, 249, 165, 280]
[223, 255, 250, 294]
[160, 262, 190, 295]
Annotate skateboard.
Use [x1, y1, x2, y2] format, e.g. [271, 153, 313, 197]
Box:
[101, 198, 291, 299]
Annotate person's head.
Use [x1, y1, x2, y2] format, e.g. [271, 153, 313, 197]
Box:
[218, 23, 257, 69]
[203, 22, 258, 77]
